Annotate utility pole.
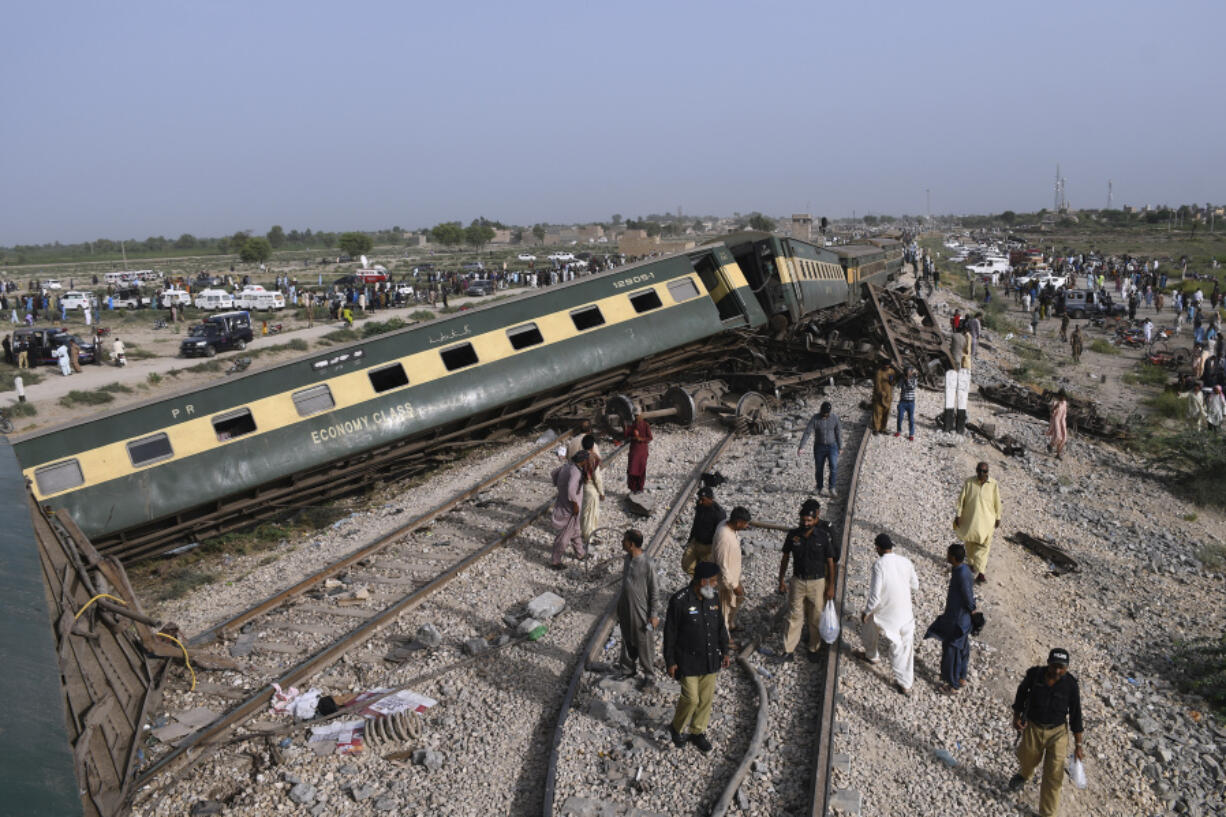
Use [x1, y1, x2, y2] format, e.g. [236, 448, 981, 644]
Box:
[926, 188, 931, 222]
[1107, 180, 1112, 210]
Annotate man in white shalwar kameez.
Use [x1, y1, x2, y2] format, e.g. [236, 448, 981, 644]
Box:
[857, 533, 919, 695]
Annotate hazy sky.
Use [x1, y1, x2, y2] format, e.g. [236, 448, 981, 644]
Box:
[3, 0, 1223, 245]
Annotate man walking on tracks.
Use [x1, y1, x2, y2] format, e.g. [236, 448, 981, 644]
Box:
[1007, 648, 1085, 817]
[548, 448, 587, 569]
[663, 561, 731, 753]
[870, 360, 897, 434]
[797, 401, 842, 496]
[682, 487, 726, 576]
[954, 461, 1002, 583]
[856, 533, 918, 696]
[712, 506, 751, 640]
[624, 410, 652, 493]
[925, 543, 977, 694]
[776, 498, 836, 662]
[614, 529, 658, 685]
[1069, 325, 1083, 363]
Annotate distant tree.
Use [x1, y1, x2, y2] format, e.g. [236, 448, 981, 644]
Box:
[174, 233, 197, 250]
[611, 214, 623, 225]
[660, 222, 678, 237]
[392, 225, 402, 233]
[748, 213, 776, 231]
[267, 225, 286, 248]
[1000, 211, 1017, 224]
[239, 236, 272, 263]
[532, 224, 546, 244]
[512, 228, 525, 244]
[692, 220, 704, 233]
[464, 222, 496, 252]
[338, 231, 374, 257]
[644, 221, 662, 237]
[144, 235, 167, 251]
[862, 215, 879, 227]
[231, 230, 250, 249]
[430, 222, 464, 247]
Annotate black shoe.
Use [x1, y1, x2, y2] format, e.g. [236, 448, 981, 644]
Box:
[690, 733, 713, 753]
[669, 725, 689, 748]
[1006, 774, 1026, 792]
[806, 650, 824, 663]
[548, 563, 566, 571]
[776, 652, 795, 664]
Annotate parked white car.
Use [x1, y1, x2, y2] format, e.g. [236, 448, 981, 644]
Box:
[517, 253, 536, 261]
[194, 288, 235, 310]
[45, 279, 63, 290]
[61, 291, 91, 310]
[548, 252, 576, 262]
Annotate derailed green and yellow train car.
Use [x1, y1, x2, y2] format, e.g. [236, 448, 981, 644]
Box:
[13, 246, 765, 547]
[866, 237, 905, 280]
[717, 232, 847, 333]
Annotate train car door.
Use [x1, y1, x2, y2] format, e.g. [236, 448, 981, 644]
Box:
[691, 253, 750, 324]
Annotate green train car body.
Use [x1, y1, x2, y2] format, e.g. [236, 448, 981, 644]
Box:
[13, 247, 763, 541]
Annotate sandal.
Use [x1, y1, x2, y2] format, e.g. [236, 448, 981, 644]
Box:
[937, 684, 958, 695]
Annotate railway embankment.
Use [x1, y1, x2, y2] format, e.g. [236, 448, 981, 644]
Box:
[827, 300, 1226, 816]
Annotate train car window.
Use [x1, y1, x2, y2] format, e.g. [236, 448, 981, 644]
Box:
[506, 323, 544, 350]
[213, 408, 257, 441]
[293, 384, 335, 417]
[629, 289, 663, 313]
[570, 306, 605, 331]
[440, 342, 479, 371]
[127, 433, 174, 467]
[34, 459, 84, 495]
[368, 363, 409, 393]
[667, 278, 700, 302]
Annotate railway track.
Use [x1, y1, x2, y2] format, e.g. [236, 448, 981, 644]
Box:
[545, 397, 871, 817]
[132, 432, 625, 788]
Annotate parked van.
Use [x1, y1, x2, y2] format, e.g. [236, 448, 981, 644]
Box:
[194, 289, 235, 310]
[158, 289, 193, 308]
[113, 288, 151, 309]
[179, 311, 253, 358]
[235, 285, 286, 311]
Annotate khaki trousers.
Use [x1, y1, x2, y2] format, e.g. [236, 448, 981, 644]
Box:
[718, 584, 739, 632]
[681, 539, 711, 576]
[965, 534, 993, 576]
[672, 673, 717, 734]
[783, 577, 826, 654]
[1017, 722, 1068, 817]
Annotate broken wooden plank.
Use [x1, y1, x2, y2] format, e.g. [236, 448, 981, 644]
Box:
[1007, 531, 1079, 574]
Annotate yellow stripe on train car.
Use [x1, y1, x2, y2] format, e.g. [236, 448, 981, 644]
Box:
[28, 275, 708, 498]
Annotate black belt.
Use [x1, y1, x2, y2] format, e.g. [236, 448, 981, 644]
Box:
[794, 574, 825, 581]
[1028, 721, 1066, 729]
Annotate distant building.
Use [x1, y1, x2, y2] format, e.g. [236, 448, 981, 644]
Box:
[617, 229, 696, 256]
[788, 214, 813, 241]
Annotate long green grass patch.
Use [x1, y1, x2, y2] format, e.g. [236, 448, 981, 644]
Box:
[58, 389, 115, 407]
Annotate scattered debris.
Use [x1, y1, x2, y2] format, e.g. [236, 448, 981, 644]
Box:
[1006, 532, 1079, 574]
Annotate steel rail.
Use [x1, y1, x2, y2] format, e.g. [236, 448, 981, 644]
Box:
[541, 428, 738, 817]
[187, 432, 578, 647]
[134, 443, 628, 790]
[810, 420, 871, 816]
[707, 416, 871, 817]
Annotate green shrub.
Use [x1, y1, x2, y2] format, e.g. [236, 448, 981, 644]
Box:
[99, 382, 133, 393]
[58, 389, 115, 408]
[1089, 339, 1119, 355]
[147, 372, 162, 385]
[186, 360, 223, 373]
[409, 310, 436, 321]
[7, 400, 36, 417]
[1146, 391, 1185, 420]
[0, 369, 43, 391]
[1122, 362, 1170, 387]
[288, 338, 308, 351]
[322, 328, 359, 343]
[361, 317, 406, 338]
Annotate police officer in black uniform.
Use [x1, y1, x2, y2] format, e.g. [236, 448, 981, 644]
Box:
[662, 561, 730, 753]
[776, 498, 836, 662]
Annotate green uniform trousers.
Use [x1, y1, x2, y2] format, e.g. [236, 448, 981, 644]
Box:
[681, 539, 711, 577]
[672, 673, 717, 735]
[1017, 722, 1068, 817]
[783, 577, 826, 654]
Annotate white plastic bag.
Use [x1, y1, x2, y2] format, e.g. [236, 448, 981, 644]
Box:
[1067, 757, 1087, 789]
[819, 600, 840, 644]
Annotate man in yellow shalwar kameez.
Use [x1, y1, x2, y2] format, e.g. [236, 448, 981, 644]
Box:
[953, 461, 1002, 583]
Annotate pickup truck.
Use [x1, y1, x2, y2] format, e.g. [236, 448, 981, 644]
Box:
[1059, 289, 1127, 319]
